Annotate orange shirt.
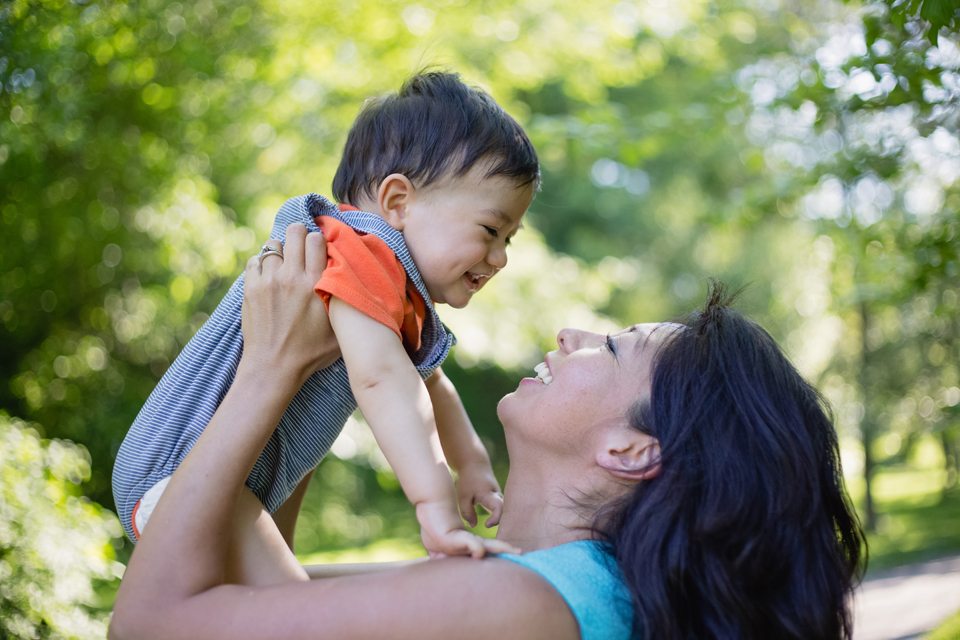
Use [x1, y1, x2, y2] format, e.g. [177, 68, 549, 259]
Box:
[313, 214, 427, 354]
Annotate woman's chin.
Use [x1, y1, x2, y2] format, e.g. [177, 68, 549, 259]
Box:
[496, 392, 519, 424]
[497, 379, 538, 425]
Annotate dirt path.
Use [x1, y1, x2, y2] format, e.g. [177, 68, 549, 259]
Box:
[854, 554, 960, 640]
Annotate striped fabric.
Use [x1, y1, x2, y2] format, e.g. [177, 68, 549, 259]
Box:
[111, 194, 455, 542]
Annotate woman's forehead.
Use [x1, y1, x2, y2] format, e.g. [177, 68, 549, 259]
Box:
[612, 322, 684, 370]
[614, 322, 685, 341]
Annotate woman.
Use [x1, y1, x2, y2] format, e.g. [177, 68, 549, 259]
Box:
[110, 224, 864, 639]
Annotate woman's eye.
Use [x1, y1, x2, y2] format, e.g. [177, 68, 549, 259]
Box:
[604, 333, 617, 357]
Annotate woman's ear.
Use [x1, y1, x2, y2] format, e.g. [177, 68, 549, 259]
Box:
[595, 429, 661, 481]
[376, 174, 414, 231]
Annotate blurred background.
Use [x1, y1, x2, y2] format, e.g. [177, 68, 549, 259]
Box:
[1, 0, 958, 636]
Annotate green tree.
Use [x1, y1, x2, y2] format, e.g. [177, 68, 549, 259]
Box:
[0, 413, 122, 639]
[760, 0, 960, 526]
[0, 0, 277, 503]
[3, 0, 955, 562]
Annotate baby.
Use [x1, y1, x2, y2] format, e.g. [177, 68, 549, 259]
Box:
[112, 71, 540, 566]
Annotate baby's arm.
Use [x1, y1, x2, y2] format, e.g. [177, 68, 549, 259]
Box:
[327, 298, 512, 558]
[426, 368, 503, 527]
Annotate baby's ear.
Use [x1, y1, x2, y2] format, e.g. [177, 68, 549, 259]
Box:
[377, 174, 414, 231]
[595, 428, 661, 482]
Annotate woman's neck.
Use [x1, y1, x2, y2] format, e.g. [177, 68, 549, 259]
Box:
[495, 465, 598, 552]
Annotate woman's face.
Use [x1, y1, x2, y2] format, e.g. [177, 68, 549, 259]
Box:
[497, 323, 680, 455]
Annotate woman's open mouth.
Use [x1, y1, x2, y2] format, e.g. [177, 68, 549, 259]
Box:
[534, 362, 553, 385]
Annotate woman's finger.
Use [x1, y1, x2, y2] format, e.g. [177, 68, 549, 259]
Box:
[304, 231, 327, 283]
[245, 253, 261, 276]
[283, 223, 307, 271]
[257, 239, 284, 273]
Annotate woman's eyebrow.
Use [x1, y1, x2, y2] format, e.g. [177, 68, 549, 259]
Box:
[637, 323, 684, 354]
[630, 325, 663, 355]
[610, 326, 645, 360]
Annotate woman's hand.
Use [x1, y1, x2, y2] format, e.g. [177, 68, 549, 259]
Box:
[241, 223, 339, 384]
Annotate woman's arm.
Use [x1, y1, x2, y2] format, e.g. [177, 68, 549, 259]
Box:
[109, 224, 578, 640]
[112, 226, 329, 615]
[303, 557, 427, 579]
[116, 553, 578, 640]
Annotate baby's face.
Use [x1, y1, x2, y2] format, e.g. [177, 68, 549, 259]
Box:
[399, 165, 534, 308]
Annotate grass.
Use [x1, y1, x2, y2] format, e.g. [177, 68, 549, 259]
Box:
[926, 609, 960, 640]
[862, 482, 960, 572]
[843, 435, 960, 574]
[297, 536, 425, 565]
[850, 443, 960, 639]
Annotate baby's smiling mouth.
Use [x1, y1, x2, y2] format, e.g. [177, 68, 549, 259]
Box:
[465, 272, 492, 291]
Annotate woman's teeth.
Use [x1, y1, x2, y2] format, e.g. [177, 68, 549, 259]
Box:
[534, 362, 553, 385]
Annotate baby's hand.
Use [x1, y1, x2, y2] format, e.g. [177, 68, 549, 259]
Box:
[416, 501, 518, 559]
[456, 461, 504, 528]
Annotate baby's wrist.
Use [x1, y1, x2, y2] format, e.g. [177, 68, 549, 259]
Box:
[415, 500, 463, 530]
[457, 455, 494, 473]
[457, 461, 498, 487]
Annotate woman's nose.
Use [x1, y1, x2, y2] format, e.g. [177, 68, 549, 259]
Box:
[557, 328, 602, 352]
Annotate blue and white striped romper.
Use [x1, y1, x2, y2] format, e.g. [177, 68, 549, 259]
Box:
[111, 194, 455, 542]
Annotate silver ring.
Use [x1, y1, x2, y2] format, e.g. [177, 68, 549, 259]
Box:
[259, 243, 282, 257]
[257, 249, 283, 269]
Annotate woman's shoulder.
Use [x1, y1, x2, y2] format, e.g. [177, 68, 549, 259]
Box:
[499, 540, 636, 640]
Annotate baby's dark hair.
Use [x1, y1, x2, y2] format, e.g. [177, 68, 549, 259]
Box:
[332, 71, 540, 205]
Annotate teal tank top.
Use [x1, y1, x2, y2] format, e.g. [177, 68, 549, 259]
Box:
[500, 540, 636, 640]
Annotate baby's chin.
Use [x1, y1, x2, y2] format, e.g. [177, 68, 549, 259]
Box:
[443, 296, 471, 310]
[433, 283, 481, 309]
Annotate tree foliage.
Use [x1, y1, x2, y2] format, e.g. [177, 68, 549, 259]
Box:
[0, 413, 122, 640]
[756, 0, 960, 524]
[881, 0, 960, 43]
[1, 2, 957, 625]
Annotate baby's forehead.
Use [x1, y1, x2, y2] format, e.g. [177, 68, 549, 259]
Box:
[481, 206, 524, 225]
[426, 163, 522, 192]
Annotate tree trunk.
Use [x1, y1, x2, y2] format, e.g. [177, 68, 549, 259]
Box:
[859, 300, 877, 531]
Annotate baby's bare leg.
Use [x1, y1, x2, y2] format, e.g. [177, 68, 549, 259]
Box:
[225, 487, 309, 586]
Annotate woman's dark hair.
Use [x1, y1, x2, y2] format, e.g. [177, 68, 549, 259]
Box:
[332, 70, 540, 205]
[601, 283, 866, 639]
